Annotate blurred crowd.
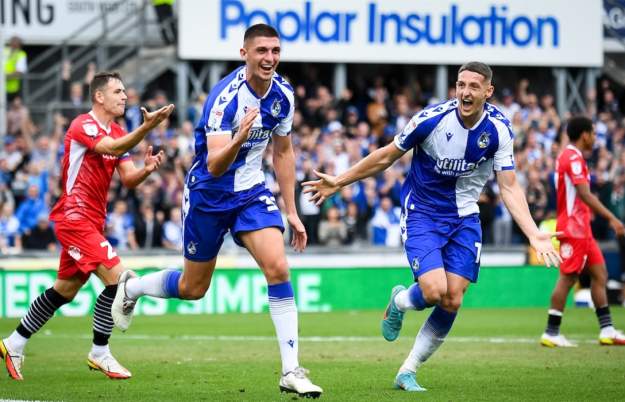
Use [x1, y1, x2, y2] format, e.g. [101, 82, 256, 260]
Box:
[2, 62, 625, 255]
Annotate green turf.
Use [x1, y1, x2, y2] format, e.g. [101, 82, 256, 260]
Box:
[1, 308, 624, 401]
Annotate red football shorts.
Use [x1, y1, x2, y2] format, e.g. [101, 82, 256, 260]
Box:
[54, 220, 121, 282]
[558, 237, 605, 275]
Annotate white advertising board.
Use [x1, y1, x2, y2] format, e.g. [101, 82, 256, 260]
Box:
[179, 0, 603, 67]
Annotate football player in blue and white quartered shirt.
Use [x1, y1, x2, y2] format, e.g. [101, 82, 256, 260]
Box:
[113, 24, 322, 398]
[304, 62, 561, 392]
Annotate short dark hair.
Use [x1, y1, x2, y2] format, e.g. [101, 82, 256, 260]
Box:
[567, 116, 593, 142]
[244, 23, 280, 43]
[90, 71, 122, 102]
[458, 62, 492, 83]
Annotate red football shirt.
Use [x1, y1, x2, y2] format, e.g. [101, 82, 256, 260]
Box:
[50, 112, 129, 229]
[555, 144, 593, 239]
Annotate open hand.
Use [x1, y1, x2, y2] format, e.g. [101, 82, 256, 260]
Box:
[530, 231, 563, 268]
[233, 108, 259, 144]
[302, 170, 341, 206]
[144, 145, 165, 173]
[287, 213, 307, 252]
[141, 104, 175, 131]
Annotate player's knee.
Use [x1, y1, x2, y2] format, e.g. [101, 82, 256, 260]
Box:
[262, 259, 290, 283]
[441, 294, 463, 311]
[178, 282, 209, 300]
[420, 282, 446, 304]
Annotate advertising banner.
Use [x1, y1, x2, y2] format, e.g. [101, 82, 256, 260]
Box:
[179, 0, 603, 67]
[0, 266, 561, 318]
[0, 0, 158, 44]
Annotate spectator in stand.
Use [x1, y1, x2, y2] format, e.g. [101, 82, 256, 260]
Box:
[134, 202, 164, 249]
[0, 136, 23, 177]
[370, 196, 401, 247]
[498, 88, 520, 122]
[23, 214, 56, 251]
[4, 36, 27, 102]
[367, 87, 389, 137]
[493, 183, 513, 246]
[15, 184, 47, 235]
[526, 166, 548, 225]
[7, 97, 36, 138]
[344, 201, 360, 245]
[61, 61, 96, 121]
[106, 200, 138, 251]
[478, 181, 497, 245]
[152, 0, 177, 46]
[297, 159, 321, 245]
[162, 206, 182, 251]
[0, 203, 21, 254]
[124, 87, 143, 132]
[377, 167, 403, 207]
[318, 206, 348, 247]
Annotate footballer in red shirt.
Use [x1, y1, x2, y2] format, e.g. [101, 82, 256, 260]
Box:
[541, 116, 625, 348]
[1, 72, 173, 380]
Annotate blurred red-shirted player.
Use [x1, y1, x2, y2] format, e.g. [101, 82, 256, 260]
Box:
[541, 116, 625, 347]
[0, 72, 173, 380]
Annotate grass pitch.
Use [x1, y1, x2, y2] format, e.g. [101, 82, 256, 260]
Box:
[1, 308, 624, 401]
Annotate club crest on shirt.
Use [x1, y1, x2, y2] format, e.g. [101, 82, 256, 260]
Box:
[571, 161, 582, 175]
[83, 123, 99, 137]
[271, 99, 281, 117]
[478, 132, 490, 149]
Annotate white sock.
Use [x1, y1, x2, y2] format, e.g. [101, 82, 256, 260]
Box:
[269, 295, 299, 374]
[394, 289, 415, 312]
[6, 331, 28, 355]
[125, 270, 172, 299]
[90, 343, 110, 357]
[399, 322, 445, 373]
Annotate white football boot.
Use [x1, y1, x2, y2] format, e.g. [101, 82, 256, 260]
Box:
[540, 333, 577, 348]
[87, 351, 132, 379]
[279, 367, 323, 398]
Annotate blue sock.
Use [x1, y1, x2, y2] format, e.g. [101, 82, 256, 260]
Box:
[399, 306, 458, 372]
[408, 283, 434, 311]
[425, 306, 457, 338]
[268, 281, 294, 299]
[164, 270, 182, 298]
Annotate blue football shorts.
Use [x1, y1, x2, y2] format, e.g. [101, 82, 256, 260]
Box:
[402, 209, 482, 283]
[182, 184, 285, 261]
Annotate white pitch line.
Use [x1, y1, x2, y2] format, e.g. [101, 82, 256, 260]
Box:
[43, 333, 602, 344]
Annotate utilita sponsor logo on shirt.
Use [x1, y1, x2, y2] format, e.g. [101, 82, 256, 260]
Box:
[435, 157, 487, 177]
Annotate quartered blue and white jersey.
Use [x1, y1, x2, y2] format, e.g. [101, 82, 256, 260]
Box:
[187, 65, 294, 194]
[394, 99, 515, 218]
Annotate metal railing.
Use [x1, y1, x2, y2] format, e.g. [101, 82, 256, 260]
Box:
[22, 0, 177, 132]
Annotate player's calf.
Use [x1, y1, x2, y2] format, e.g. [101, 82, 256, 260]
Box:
[111, 270, 138, 332]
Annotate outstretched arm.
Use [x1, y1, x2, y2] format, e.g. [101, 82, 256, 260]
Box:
[496, 169, 561, 267]
[273, 134, 307, 252]
[303, 142, 405, 205]
[94, 104, 174, 157]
